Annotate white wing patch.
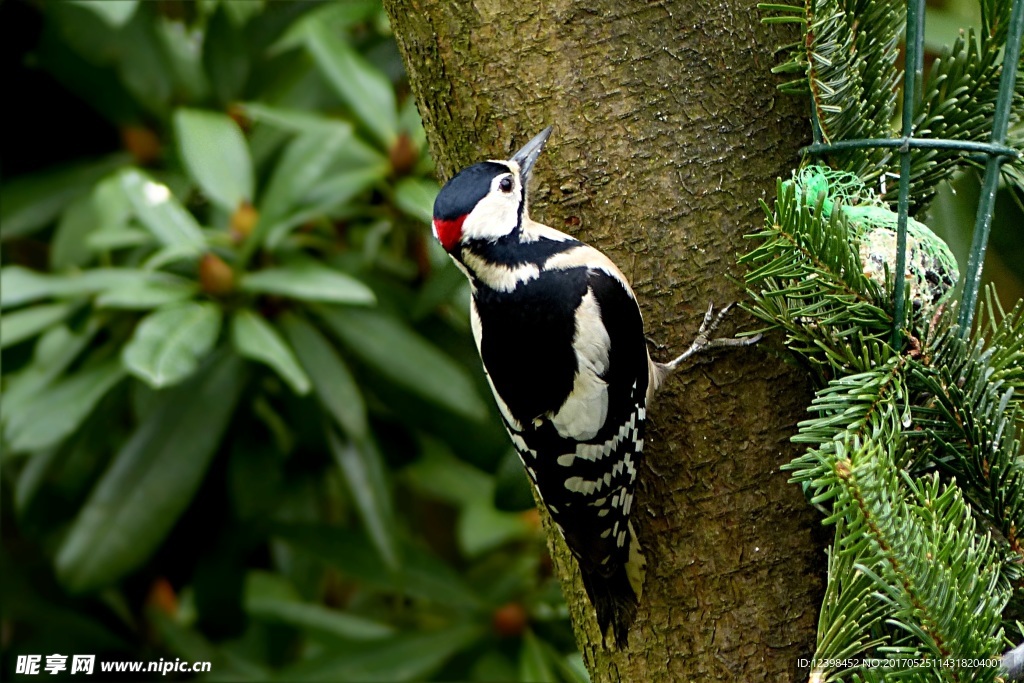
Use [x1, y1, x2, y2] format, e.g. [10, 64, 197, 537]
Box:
[544, 245, 635, 298]
[548, 288, 610, 440]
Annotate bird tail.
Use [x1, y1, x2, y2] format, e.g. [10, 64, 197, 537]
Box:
[579, 522, 646, 648]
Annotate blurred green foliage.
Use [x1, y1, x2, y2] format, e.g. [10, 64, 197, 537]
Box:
[0, 1, 586, 680]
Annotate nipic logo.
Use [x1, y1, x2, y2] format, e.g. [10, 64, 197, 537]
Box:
[15, 655, 96, 675]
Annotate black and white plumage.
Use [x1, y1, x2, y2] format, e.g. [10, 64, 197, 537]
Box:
[432, 127, 757, 647]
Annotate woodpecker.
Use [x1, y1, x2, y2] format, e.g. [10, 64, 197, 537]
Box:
[432, 127, 758, 647]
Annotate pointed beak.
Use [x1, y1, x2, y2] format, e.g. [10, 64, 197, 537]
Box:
[510, 126, 553, 184]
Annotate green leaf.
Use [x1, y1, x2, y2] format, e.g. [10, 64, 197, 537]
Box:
[1, 323, 98, 415]
[519, 629, 558, 683]
[246, 597, 395, 641]
[230, 309, 310, 395]
[393, 178, 438, 224]
[239, 259, 376, 305]
[149, 610, 269, 680]
[239, 103, 352, 135]
[265, 167, 383, 247]
[0, 303, 76, 350]
[50, 195, 98, 271]
[56, 351, 246, 593]
[327, 430, 399, 570]
[67, 0, 138, 26]
[317, 307, 487, 421]
[494, 448, 536, 511]
[120, 169, 205, 250]
[94, 278, 197, 310]
[253, 128, 353, 246]
[203, 5, 250, 105]
[458, 498, 533, 558]
[273, 523, 482, 609]
[305, 21, 398, 148]
[86, 227, 153, 251]
[122, 302, 222, 388]
[174, 108, 254, 212]
[4, 359, 125, 453]
[1, 155, 128, 240]
[280, 623, 482, 682]
[281, 313, 368, 438]
[0, 266, 173, 308]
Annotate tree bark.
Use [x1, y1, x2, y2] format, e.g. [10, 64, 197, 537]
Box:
[384, 1, 823, 679]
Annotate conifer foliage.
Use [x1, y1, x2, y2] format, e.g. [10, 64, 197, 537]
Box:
[749, 0, 1023, 680]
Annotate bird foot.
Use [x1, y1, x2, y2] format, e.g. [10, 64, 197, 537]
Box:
[660, 302, 761, 372]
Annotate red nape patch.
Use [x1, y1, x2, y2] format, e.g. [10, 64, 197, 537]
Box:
[432, 216, 466, 252]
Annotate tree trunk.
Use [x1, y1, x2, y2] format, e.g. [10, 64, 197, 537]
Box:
[384, 1, 823, 679]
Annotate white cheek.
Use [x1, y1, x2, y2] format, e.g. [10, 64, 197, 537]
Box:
[461, 192, 519, 241]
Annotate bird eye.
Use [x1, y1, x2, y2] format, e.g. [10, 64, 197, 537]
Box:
[498, 176, 514, 193]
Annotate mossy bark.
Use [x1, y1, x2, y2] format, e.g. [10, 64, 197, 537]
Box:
[384, 1, 823, 679]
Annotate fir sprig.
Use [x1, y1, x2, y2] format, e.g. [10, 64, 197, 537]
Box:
[741, 170, 1022, 679]
[760, 0, 1024, 212]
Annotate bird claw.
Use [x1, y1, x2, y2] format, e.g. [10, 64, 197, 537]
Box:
[662, 301, 761, 371]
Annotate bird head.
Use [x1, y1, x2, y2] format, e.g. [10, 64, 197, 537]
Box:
[432, 126, 552, 253]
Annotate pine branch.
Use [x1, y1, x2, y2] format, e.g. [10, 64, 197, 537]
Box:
[804, 0, 903, 183]
[762, 0, 1024, 213]
[908, 292, 1024, 570]
[741, 178, 894, 381]
[824, 443, 1009, 682]
[889, 28, 1022, 210]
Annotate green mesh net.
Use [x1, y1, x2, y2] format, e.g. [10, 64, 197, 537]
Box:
[787, 166, 960, 320]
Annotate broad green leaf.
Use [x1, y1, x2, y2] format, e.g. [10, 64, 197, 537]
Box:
[280, 623, 482, 682]
[393, 177, 439, 224]
[318, 307, 487, 420]
[95, 279, 197, 309]
[1, 323, 98, 415]
[156, 20, 210, 103]
[174, 109, 253, 212]
[239, 260, 375, 305]
[203, 5, 250, 105]
[1, 155, 128, 240]
[0, 303, 75, 350]
[281, 313, 367, 438]
[328, 430, 398, 570]
[149, 610, 269, 680]
[56, 351, 246, 593]
[231, 309, 310, 395]
[122, 302, 222, 388]
[239, 103, 352, 135]
[51, 195, 97, 270]
[264, 166, 384, 248]
[142, 244, 202, 271]
[4, 359, 125, 453]
[560, 653, 591, 683]
[115, 10, 173, 115]
[254, 128, 352, 245]
[0, 266, 171, 308]
[86, 227, 154, 251]
[120, 169, 204, 250]
[402, 439, 492, 508]
[67, 0, 137, 26]
[519, 629, 558, 683]
[246, 598, 394, 641]
[494, 448, 537, 511]
[305, 22, 397, 148]
[458, 499, 534, 558]
[273, 523, 482, 608]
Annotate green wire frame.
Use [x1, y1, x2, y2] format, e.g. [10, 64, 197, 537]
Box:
[800, 0, 1024, 346]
